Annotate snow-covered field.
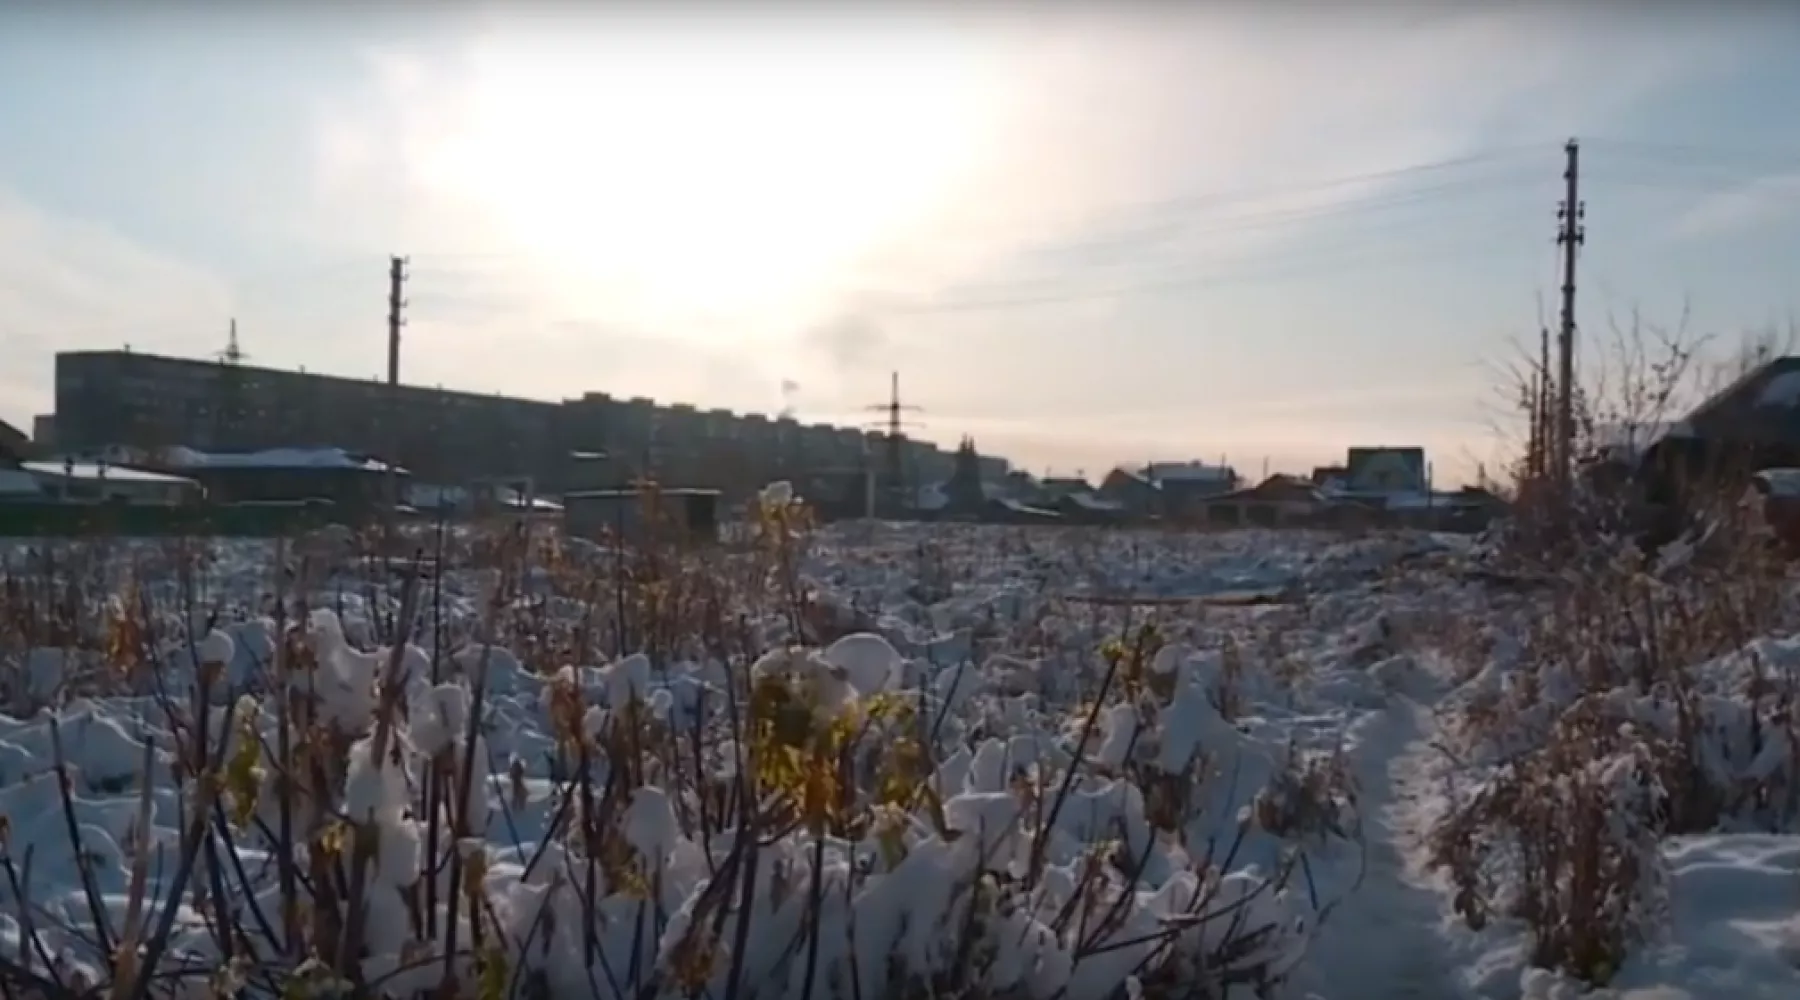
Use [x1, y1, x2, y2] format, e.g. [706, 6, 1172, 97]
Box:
[0, 519, 1795, 999]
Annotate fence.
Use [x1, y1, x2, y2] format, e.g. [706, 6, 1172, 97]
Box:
[0, 500, 340, 538]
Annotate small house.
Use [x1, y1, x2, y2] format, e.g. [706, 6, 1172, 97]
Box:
[1099, 468, 1162, 517]
[981, 497, 1060, 525]
[1144, 461, 1240, 519]
[1201, 475, 1328, 528]
[563, 487, 721, 545]
[1344, 448, 1426, 495]
[1056, 491, 1127, 526]
[22, 459, 202, 505]
[162, 447, 407, 515]
[1037, 477, 1092, 504]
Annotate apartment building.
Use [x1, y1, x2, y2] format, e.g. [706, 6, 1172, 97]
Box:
[53, 349, 990, 502]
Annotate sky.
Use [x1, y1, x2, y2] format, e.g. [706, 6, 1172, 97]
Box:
[2, 5, 1798, 487]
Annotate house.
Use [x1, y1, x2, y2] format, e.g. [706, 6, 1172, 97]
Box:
[980, 497, 1060, 525]
[1201, 474, 1330, 528]
[1344, 448, 1426, 495]
[1037, 476, 1092, 503]
[563, 488, 721, 545]
[1100, 468, 1162, 517]
[1144, 461, 1240, 519]
[160, 447, 407, 515]
[1056, 491, 1127, 525]
[21, 459, 202, 505]
[1634, 357, 1800, 519]
[407, 482, 563, 519]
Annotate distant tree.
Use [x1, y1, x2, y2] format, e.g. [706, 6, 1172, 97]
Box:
[947, 436, 985, 512]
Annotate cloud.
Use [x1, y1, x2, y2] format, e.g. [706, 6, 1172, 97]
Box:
[0, 187, 232, 428]
[831, 8, 1743, 276]
[317, 9, 1761, 309]
[1670, 174, 1800, 240]
[290, 7, 1777, 473]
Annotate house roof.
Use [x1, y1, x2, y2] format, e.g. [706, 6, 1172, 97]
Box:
[1063, 491, 1124, 511]
[164, 446, 404, 475]
[1143, 461, 1236, 484]
[1677, 356, 1800, 446]
[1209, 475, 1329, 505]
[23, 461, 196, 485]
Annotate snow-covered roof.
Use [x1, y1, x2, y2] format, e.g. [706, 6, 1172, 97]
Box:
[23, 460, 195, 485]
[410, 483, 562, 512]
[1065, 491, 1124, 511]
[165, 446, 402, 474]
[994, 498, 1057, 516]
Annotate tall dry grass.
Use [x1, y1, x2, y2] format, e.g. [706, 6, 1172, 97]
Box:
[0, 497, 1360, 1000]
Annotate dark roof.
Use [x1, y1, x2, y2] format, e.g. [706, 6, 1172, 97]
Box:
[1679, 356, 1800, 442]
[1207, 476, 1329, 505]
[0, 420, 30, 462]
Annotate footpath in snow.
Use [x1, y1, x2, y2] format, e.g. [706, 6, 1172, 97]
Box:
[1292, 651, 1463, 1000]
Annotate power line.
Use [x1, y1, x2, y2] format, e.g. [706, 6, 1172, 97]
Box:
[879, 224, 1542, 316]
[402, 145, 1557, 272]
[1015, 172, 1546, 268]
[1584, 136, 1800, 168]
[401, 202, 1545, 321]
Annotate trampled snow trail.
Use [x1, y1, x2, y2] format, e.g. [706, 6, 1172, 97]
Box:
[1294, 687, 1464, 1000]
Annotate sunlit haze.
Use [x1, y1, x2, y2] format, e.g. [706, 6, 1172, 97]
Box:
[4, 5, 1798, 485]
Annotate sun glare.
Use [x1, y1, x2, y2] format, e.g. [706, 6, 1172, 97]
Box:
[423, 23, 1003, 329]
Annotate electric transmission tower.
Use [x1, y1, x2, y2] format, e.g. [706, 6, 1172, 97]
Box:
[862, 371, 926, 513]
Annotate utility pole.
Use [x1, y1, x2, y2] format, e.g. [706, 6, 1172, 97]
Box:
[384, 255, 409, 529]
[1530, 325, 1550, 482]
[1555, 139, 1584, 499]
[387, 255, 409, 386]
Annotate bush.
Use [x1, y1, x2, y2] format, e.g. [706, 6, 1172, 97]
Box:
[0, 499, 1364, 999]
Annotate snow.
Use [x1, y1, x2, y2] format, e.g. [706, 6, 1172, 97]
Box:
[164, 445, 401, 473]
[1066, 491, 1125, 511]
[410, 483, 563, 512]
[22, 460, 196, 484]
[0, 523, 1795, 998]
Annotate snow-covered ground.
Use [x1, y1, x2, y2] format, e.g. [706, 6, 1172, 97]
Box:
[0, 522, 1794, 999]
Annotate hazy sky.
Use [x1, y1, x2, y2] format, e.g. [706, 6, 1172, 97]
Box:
[2, 5, 1798, 485]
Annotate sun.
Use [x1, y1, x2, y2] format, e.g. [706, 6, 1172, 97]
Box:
[419, 20, 1004, 329]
